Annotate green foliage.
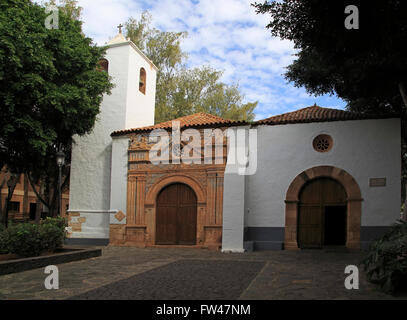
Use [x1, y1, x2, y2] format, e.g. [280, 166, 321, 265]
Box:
[6, 223, 42, 257]
[0, 0, 113, 173]
[0, 226, 9, 254]
[0, 217, 67, 257]
[39, 217, 67, 252]
[125, 11, 257, 123]
[362, 220, 407, 294]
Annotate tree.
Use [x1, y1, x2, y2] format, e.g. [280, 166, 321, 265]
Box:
[124, 12, 257, 123]
[0, 0, 113, 223]
[253, 0, 407, 219]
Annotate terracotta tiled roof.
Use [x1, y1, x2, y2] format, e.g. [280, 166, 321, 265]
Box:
[111, 112, 247, 136]
[255, 105, 397, 126]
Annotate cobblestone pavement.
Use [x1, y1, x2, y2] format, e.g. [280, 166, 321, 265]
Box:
[71, 260, 265, 300]
[0, 246, 405, 300]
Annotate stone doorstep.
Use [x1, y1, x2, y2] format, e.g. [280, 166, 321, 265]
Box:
[0, 247, 102, 276]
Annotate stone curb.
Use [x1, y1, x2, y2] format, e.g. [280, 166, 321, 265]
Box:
[0, 247, 102, 276]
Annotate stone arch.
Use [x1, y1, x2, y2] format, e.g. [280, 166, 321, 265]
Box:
[139, 67, 146, 94]
[145, 174, 206, 206]
[285, 166, 363, 250]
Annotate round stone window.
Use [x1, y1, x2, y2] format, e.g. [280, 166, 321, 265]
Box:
[313, 134, 333, 153]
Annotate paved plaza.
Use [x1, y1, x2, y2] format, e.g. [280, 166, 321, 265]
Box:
[0, 247, 405, 300]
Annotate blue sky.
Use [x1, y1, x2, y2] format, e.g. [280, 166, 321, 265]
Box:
[49, 0, 347, 120]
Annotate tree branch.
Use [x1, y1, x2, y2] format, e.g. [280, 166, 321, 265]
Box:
[26, 173, 49, 210]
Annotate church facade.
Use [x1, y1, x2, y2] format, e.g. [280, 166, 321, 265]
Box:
[67, 33, 401, 251]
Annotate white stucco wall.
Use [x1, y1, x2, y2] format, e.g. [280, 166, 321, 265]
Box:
[222, 126, 251, 252]
[125, 46, 156, 129]
[222, 172, 245, 252]
[109, 136, 130, 225]
[69, 41, 156, 239]
[244, 118, 401, 228]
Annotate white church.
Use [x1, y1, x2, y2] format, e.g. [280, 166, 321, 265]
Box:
[67, 31, 401, 252]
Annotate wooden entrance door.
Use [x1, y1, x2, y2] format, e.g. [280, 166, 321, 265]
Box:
[298, 178, 347, 248]
[156, 183, 197, 245]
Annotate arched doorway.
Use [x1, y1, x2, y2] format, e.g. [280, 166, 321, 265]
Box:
[298, 178, 347, 248]
[285, 166, 363, 250]
[155, 183, 197, 245]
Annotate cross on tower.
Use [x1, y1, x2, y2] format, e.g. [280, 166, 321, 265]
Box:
[117, 24, 123, 34]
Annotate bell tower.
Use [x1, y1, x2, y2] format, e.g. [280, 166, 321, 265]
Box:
[68, 28, 157, 243]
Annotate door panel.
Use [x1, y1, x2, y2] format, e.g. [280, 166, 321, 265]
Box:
[298, 205, 322, 248]
[298, 178, 347, 248]
[156, 206, 177, 245]
[156, 183, 197, 245]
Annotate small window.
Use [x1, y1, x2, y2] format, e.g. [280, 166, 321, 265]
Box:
[9, 201, 20, 212]
[98, 59, 109, 73]
[313, 134, 333, 153]
[139, 68, 146, 94]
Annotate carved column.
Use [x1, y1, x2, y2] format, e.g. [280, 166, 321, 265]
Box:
[215, 172, 224, 225]
[206, 171, 217, 225]
[127, 177, 137, 225]
[135, 175, 146, 225]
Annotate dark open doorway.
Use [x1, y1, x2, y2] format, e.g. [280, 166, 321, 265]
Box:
[324, 205, 347, 246]
[29, 203, 37, 220]
[298, 178, 347, 248]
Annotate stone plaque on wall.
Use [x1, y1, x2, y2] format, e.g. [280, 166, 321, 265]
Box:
[369, 178, 386, 187]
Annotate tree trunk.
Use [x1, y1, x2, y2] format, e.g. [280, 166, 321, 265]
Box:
[27, 173, 49, 209]
[35, 183, 44, 224]
[0, 173, 8, 222]
[398, 82, 407, 221]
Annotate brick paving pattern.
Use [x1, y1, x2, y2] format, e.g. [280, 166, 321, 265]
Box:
[70, 260, 265, 300]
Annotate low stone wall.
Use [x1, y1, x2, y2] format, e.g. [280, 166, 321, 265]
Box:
[0, 247, 102, 276]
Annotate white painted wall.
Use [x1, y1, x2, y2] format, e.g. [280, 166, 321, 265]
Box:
[222, 172, 245, 252]
[109, 136, 130, 225]
[69, 41, 157, 239]
[222, 127, 250, 252]
[125, 45, 156, 129]
[244, 118, 401, 228]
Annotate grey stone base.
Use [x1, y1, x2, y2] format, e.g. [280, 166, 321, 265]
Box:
[65, 238, 110, 246]
[360, 226, 393, 251]
[244, 241, 254, 252]
[244, 226, 393, 251]
[244, 227, 285, 251]
[254, 241, 284, 251]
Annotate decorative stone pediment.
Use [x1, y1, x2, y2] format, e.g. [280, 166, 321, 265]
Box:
[129, 135, 152, 151]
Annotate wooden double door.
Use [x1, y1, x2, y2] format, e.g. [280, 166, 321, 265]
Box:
[156, 183, 197, 245]
[298, 178, 347, 248]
